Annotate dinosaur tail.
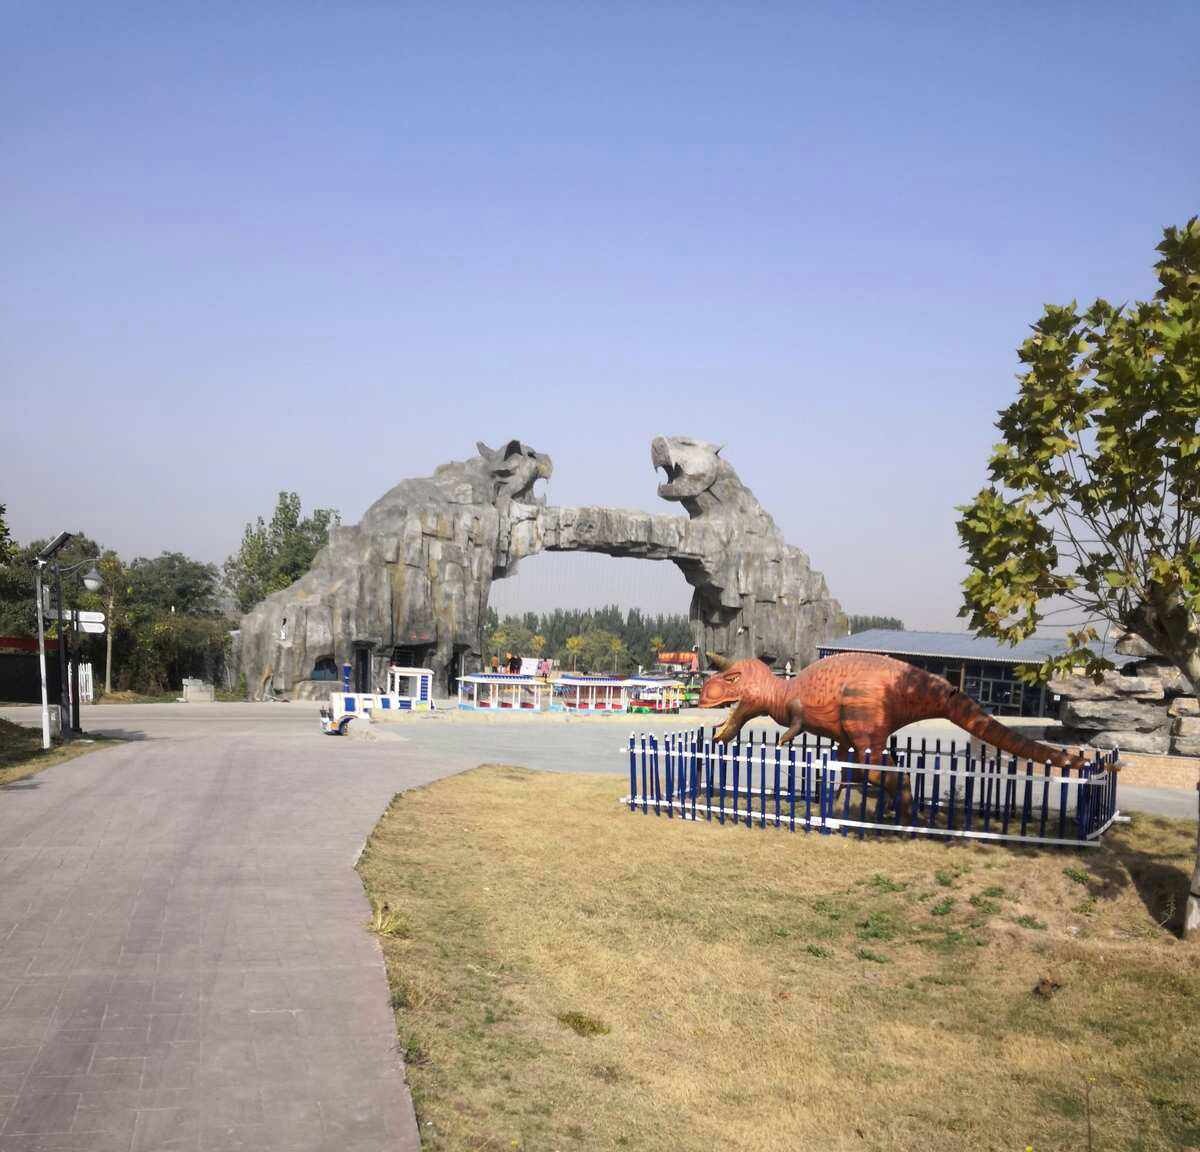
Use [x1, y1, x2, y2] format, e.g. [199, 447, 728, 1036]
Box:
[937, 684, 1083, 769]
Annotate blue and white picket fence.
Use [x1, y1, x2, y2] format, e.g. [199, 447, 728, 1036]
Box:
[622, 728, 1121, 847]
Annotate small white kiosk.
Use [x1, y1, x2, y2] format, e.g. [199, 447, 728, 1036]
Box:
[457, 672, 551, 712]
[327, 665, 435, 723]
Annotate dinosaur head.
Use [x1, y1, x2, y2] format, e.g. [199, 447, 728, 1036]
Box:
[477, 439, 553, 504]
[698, 652, 778, 708]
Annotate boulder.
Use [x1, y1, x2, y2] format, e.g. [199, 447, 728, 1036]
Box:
[1172, 715, 1200, 739]
[1115, 629, 1158, 658]
[1044, 725, 1170, 754]
[1130, 658, 1194, 697]
[1170, 735, 1200, 758]
[1168, 696, 1199, 718]
[1049, 672, 1164, 702]
[1060, 698, 1171, 733]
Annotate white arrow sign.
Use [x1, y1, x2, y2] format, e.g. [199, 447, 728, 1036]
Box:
[77, 621, 106, 634]
[74, 610, 105, 623]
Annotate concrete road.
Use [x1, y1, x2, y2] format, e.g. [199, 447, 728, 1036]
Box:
[0, 701, 1193, 1152]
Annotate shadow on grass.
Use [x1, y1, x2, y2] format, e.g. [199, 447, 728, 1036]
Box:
[1079, 820, 1194, 937]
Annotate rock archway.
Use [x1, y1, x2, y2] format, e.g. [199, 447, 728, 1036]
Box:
[237, 437, 844, 698]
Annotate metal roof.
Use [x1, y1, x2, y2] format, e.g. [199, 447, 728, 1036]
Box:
[817, 629, 1138, 667]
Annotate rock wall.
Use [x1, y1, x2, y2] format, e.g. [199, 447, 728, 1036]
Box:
[238, 436, 844, 698]
[1044, 632, 1197, 756]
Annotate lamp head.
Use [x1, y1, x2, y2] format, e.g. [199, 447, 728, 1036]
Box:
[82, 567, 103, 593]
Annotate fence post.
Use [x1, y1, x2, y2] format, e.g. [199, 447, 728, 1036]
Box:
[718, 741, 726, 825]
[760, 744, 767, 829]
[628, 733, 636, 811]
[640, 734, 648, 814]
[816, 752, 827, 834]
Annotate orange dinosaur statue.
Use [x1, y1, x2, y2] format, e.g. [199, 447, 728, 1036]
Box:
[699, 651, 1087, 820]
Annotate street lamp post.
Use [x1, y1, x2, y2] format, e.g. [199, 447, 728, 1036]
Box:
[34, 532, 102, 748]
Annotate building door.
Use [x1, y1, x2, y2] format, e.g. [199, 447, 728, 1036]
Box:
[354, 645, 372, 693]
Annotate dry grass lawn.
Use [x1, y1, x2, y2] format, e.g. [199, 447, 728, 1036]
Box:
[0, 717, 119, 785]
[357, 765, 1200, 1152]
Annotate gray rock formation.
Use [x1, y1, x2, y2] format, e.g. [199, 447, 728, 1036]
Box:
[1046, 656, 1197, 757]
[239, 436, 844, 698]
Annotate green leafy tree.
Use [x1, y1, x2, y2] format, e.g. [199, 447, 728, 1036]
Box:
[957, 217, 1200, 937]
[225, 492, 339, 613]
[126, 553, 220, 617]
[0, 504, 13, 565]
[564, 634, 583, 671]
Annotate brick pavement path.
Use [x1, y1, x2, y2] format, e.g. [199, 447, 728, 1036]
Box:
[0, 705, 481, 1152]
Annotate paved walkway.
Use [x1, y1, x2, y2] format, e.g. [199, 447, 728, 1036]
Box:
[0, 702, 1193, 1152]
[0, 705, 485, 1152]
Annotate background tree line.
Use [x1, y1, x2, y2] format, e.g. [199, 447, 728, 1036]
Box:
[484, 606, 694, 675]
[0, 493, 336, 697]
[482, 607, 905, 674]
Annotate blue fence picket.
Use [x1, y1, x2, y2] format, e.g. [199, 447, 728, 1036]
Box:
[964, 755, 976, 832]
[663, 735, 674, 819]
[1038, 760, 1050, 838]
[640, 736, 648, 814]
[705, 740, 713, 821]
[760, 744, 767, 828]
[818, 752, 829, 834]
[628, 734, 637, 811]
[931, 740, 942, 823]
[1020, 760, 1034, 837]
[946, 742, 958, 831]
[650, 736, 660, 816]
[773, 745, 781, 828]
[718, 743, 727, 825]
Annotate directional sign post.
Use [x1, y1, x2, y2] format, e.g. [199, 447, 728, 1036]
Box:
[74, 611, 105, 624]
[77, 621, 106, 635]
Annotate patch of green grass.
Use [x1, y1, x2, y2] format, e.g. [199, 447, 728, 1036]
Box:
[369, 904, 411, 938]
[867, 873, 906, 893]
[930, 898, 955, 917]
[1073, 897, 1097, 916]
[934, 869, 956, 887]
[855, 947, 889, 964]
[856, 911, 900, 941]
[981, 884, 1008, 899]
[1015, 915, 1047, 931]
[969, 894, 1000, 915]
[1063, 866, 1090, 886]
[805, 943, 831, 959]
[0, 718, 122, 785]
[557, 1011, 611, 1038]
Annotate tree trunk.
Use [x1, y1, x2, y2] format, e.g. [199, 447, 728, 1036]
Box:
[1129, 598, 1200, 940]
[1189, 796, 1200, 938]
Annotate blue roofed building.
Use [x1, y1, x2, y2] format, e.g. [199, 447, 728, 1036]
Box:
[816, 629, 1137, 718]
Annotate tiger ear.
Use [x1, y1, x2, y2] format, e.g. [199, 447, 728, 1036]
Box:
[706, 651, 732, 671]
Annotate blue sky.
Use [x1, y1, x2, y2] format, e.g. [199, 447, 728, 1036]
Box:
[3, 3, 1197, 627]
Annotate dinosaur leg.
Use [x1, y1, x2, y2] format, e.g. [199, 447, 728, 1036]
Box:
[865, 731, 913, 823]
[842, 725, 912, 823]
[777, 699, 806, 745]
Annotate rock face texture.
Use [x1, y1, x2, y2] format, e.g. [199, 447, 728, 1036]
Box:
[1044, 636, 1197, 755]
[238, 436, 843, 698]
